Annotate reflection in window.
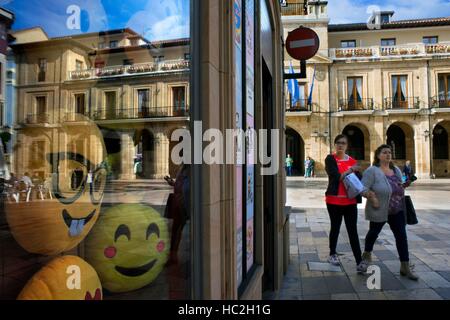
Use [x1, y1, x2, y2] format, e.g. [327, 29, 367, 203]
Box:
[2, 0, 191, 301]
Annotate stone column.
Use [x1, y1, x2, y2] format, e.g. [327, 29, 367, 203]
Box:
[152, 128, 170, 179]
[119, 130, 136, 180]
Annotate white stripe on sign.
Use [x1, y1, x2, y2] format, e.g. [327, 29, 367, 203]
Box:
[290, 39, 315, 49]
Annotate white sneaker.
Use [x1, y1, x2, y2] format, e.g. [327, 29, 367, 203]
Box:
[327, 254, 340, 266]
[357, 261, 368, 273]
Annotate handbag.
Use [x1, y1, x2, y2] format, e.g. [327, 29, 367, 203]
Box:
[343, 172, 365, 199]
[404, 195, 418, 225]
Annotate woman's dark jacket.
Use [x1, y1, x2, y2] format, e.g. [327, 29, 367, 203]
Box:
[325, 154, 362, 203]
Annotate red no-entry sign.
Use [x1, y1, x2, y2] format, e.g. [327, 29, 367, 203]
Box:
[286, 26, 320, 61]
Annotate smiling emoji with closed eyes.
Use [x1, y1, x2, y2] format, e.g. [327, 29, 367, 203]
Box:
[84, 204, 170, 293]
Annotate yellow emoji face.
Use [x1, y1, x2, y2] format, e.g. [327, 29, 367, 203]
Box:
[18, 255, 103, 300]
[5, 114, 107, 255]
[85, 204, 170, 293]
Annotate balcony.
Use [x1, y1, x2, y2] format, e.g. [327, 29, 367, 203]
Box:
[384, 97, 420, 110]
[68, 60, 190, 81]
[286, 99, 311, 112]
[338, 98, 374, 111]
[25, 113, 50, 124]
[84, 106, 190, 121]
[330, 42, 450, 61]
[429, 96, 450, 109]
[280, 2, 307, 16]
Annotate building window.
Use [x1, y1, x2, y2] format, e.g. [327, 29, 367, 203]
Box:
[347, 77, 363, 110]
[123, 59, 134, 66]
[98, 42, 105, 49]
[184, 53, 191, 60]
[36, 96, 47, 114]
[341, 40, 356, 48]
[153, 55, 165, 63]
[109, 40, 119, 48]
[38, 58, 47, 82]
[29, 141, 46, 168]
[392, 75, 408, 108]
[381, 38, 396, 46]
[172, 87, 186, 111]
[438, 74, 450, 106]
[423, 36, 438, 44]
[75, 93, 86, 115]
[75, 60, 83, 71]
[289, 83, 307, 108]
[105, 91, 117, 118]
[137, 89, 150, 116]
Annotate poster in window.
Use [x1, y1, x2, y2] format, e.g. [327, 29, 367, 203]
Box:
[246, 219, 254, 272]
[234, 0, 243, 287]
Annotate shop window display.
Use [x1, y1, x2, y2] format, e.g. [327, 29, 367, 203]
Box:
[0, 0, 191, 300]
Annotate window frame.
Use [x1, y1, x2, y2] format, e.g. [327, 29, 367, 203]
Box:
[381, 38, 396, 46]
[423, 36, 439, 44]
[340, 40, 357, 48]
[38, 58, 47, 82]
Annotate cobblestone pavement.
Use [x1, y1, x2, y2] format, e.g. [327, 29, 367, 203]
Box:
[267, 178, 450, 300]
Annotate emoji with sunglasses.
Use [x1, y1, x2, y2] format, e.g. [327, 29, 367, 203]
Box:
[5, 114, 107, 255]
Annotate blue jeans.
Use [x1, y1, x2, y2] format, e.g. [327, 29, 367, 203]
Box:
[286, 166, 292, 176]
[364, 211, 409, 262]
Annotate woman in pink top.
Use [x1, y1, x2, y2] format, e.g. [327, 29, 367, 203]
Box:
[325, 134, 367, 273]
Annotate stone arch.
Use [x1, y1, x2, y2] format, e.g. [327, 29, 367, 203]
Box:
[432, 120, 450, 177]
[386, 122, 415, 169]
[342, 123, 370, 162]
[285, 126, 305, 176]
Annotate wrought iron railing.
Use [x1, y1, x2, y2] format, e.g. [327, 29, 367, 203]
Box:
[338, 98, 374, 111]
[429, 96, 450, 109]
[286, 99, 311, 112]
[280, 2, 307, 16]
[384, 97, 420, 110]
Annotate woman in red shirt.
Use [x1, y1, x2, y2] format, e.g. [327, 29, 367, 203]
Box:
[325, 134, 367, 273]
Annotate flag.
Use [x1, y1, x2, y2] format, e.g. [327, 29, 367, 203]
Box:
[308, 65, 316, 108]
[287, 61, 300, 107]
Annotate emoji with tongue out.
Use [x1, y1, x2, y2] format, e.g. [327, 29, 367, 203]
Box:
[85, 204, 170, 293]
[5, 114, 107, 255]
[18, 255, 102, 300]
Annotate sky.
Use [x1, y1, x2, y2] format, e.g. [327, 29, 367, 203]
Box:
[0, 0, 190, 41]
[1, 0, 450, 40]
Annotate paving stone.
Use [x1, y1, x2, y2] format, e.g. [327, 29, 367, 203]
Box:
[416, 234, 441, 241]
[299, 253, 320, 263]
[297, 227, 311, 232]
[434, 288, 450, 300]
[357, 291, 387, 300]
[416, 272, 450, 288]
[331, 293, 359, 300]
[373, 250, 398, 261]
[437, 271, 450, 282]
[302, 294, 331, 300]
[301, 277, 329, 295]
[324, 276, 355, 294]
[312, 231, 328, 238]
[394, 275, 431, 290]
[307, 262, 343, 273]
[384, 289, 443, 300]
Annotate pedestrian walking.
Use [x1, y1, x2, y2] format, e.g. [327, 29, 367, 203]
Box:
[304, 157, 311, 178]
[325, 134, 366, 272]
[360, 144, 418, 280]
[285, 154, 294, 177]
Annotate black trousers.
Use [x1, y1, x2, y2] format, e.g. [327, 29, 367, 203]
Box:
[326, 203, 362, 265]
[364, 211, 409, 262]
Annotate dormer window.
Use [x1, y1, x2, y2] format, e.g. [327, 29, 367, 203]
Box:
[381, 14, 390, 24]
[110, 40, 118, 48]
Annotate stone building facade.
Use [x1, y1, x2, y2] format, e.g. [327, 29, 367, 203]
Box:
[11, 28, 189, 180]
[282, 0, 450, 178]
